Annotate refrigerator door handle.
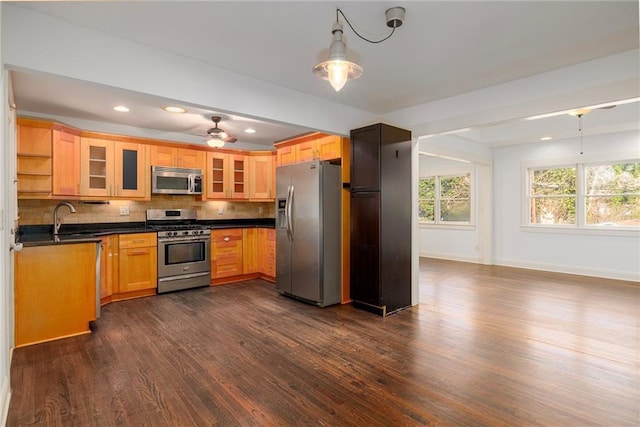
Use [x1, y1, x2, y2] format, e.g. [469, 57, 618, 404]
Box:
[285, 185, 292, 241]
[288, 185, 294, 239]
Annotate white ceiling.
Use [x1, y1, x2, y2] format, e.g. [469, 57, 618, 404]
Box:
[8, 1, 640, 149]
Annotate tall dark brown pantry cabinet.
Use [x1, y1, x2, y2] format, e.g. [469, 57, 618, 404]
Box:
[349, 123, 412, 316]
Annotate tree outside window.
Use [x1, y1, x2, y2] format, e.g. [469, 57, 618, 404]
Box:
[585, 162, 640, 226]
[527, 160, 640, 228]
[419, 174, 471, 224]
[529, 167, 576, 225]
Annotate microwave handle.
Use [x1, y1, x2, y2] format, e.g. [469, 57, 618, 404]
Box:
[188, 174, 195, 193]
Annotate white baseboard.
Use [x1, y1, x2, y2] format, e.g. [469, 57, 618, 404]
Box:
[0, 374, 10, 427]
[494, 258, 640, 283]
[419, 251, 482, 264]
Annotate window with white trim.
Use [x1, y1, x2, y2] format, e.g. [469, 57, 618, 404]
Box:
[419, 173, 471, 224]
[526, 160, 640, 228]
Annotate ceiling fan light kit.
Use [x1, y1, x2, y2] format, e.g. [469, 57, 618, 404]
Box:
[203, 116, 238, 147]
[313, 7, 405, 92]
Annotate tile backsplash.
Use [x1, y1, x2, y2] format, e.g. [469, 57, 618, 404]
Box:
[18, 195, 275, 225]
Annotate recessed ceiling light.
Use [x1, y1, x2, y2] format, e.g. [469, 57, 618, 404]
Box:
[244, 128, 256, 134]
[540, 136, 553, 141]
[162, 106, 187, 114]
[113, 105, 130, 112]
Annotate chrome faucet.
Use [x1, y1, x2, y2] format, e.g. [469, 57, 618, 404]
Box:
[53, 202, 76, 235]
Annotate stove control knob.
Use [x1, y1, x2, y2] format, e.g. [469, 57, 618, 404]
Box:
[199, 230, 204, 235]
[183, 231, 189, 236]
[172, 231, 178, 236]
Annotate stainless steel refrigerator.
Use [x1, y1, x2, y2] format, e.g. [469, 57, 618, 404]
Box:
[276, 160, 341, 307]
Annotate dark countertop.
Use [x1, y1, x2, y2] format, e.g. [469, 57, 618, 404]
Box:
[17, 218, 275, 247]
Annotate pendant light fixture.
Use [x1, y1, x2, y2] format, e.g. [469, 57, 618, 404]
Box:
[313, 7, 405, 92]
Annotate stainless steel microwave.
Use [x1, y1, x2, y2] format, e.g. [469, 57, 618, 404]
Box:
[151, 166, 203, 195]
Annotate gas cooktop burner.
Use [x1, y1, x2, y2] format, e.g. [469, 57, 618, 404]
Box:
[146, 208, 210, 238]
[148, 224, 205, 231]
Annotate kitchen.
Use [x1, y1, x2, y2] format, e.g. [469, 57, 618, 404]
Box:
[13, 115, 357, 346]
[1, 2, 639, 425]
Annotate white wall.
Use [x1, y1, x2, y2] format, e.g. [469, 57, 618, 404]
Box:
[418, 156, 481, 262]
[418, 136, 494, 264]
[493, 130, 640, 281]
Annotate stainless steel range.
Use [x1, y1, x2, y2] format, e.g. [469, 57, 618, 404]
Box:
[146, 209, 211, 293]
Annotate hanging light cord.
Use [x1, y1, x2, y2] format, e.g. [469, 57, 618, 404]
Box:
[337, 8, 396, 44]
[577, 114, 584, 155]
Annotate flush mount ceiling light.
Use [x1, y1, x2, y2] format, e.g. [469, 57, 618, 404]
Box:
[244, 128, 256, 134]
[113, 105, 130, 112]
[162, 106, 187, 114]
[313, 7, 405, 92]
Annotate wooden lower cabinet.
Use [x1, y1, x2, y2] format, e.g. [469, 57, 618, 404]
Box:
[14, 243, 97, 347]
[211, 228, 244, 282]
[258, 228, 275, 279]
[243, 228, 259, 274]
[114, 233, 157, 300]
[99, 235, 119, 305]
[211, 227, 275, 285]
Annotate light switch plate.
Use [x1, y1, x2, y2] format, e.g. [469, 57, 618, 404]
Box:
[119, 206, 130, 216]
[217, 206, 224, 215]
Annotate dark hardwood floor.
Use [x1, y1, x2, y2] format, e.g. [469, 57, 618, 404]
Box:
[8, 258, 640, 426]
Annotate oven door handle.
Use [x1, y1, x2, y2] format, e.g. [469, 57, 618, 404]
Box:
[158, 238, 210, 244]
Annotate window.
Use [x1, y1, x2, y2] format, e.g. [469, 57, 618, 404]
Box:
[526, 160, 640, 229]
[419, 174, 471, 224]
[529, 166, 576, 225]
[584, 163, 640, 226]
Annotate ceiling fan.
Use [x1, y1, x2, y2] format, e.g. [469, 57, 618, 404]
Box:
[203, 116, 237, 147]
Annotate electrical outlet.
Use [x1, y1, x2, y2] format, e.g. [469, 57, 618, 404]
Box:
[258, 206, 264, 214]
[119, 206, 130, 216]
[217, 206, 224, 215]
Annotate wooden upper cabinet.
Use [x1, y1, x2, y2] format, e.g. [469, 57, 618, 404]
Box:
[205, 151, 248, 200]
[316, 135, 342, 161]
[17, 119, 53, 197]
[150, 145, 205, 170]
[17, 118, 84, 199]
[229, 153, 249, 199]
[295, 141, 316, 163]
[150, 145, 178, 167]
[80, 137, 149, 199]
[80, 137, 114, 198]
[52, 129, 81, 197]
[274, 133, 345, 166]
[276, 145, 295, 167]
[114, 141, 148, 199]
[249, 152, 274, 200]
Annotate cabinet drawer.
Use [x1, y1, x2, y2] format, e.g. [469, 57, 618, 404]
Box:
[119, 232, 157, 249]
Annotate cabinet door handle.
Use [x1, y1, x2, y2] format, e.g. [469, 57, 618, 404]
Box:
[129, 250, 149, 256]
[132, 239, 146, 243]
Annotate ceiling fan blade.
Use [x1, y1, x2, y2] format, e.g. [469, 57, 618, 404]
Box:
[222, 136, 237, 143]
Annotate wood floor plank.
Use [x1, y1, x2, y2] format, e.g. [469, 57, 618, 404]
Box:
[7, 259, 640, 426]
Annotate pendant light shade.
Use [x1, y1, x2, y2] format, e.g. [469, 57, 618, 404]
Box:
[313, 22, 363, 92]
